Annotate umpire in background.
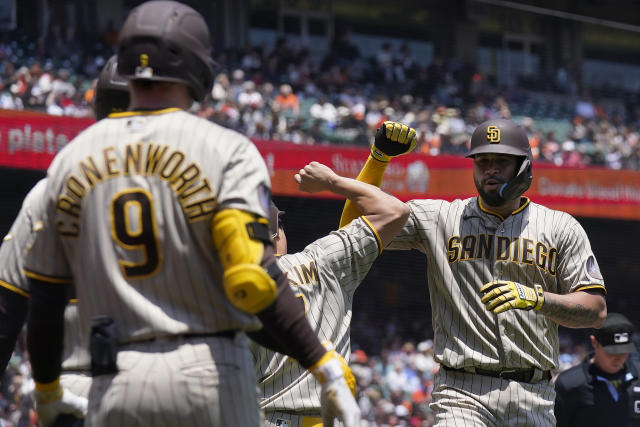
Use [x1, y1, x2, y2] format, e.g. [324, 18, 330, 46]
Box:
[555, 312, 640, 426]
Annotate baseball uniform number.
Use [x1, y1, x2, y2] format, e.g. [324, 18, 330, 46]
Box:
[110, 188, 161, 279]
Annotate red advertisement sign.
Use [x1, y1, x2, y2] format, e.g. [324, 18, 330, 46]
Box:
[0, 109, 94, 170]
[2, 110, 640, 220]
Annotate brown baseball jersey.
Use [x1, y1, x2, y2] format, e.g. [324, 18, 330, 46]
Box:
[252, 216, 381, 424]
[389, 196, 605, 371]
[24, 108, 272, 425]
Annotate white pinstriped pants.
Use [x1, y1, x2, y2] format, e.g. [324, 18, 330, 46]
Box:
[431, 367, 556, 426]
[61, 371, 92, 399]
[85, 333, 260, 427]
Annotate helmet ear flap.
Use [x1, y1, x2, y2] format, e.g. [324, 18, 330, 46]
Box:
[499, 156, 532, 201]
[95, 55, 130, 120]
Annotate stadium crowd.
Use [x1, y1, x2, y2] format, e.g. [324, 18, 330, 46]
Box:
[1, 30, 639, 170]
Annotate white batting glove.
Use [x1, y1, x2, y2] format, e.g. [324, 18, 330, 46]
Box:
[310, 350, 361, 427]
[33, 379, 87, 427]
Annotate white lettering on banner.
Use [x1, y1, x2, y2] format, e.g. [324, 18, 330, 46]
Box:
[537, 177, 640, 202]
[7, 125, 68, 154]
[330, 154, 366, 177]
[265, 152, 275, 177]
[330, 154, 430, 194]
[406, 160, 429, 193]
[330, 154, 405, 178]
[537, 177, 585, 197]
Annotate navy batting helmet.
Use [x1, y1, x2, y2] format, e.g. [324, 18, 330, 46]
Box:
[116, 0, 215, 102]
[466, 119, 533, 201]
[94, 55, 129, 120]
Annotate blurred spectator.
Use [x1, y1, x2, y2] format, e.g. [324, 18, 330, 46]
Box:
[101, 19, 119, 47]
[376, 42, 394, 83]
[310, 96, 338, 127]
[274, 83, 299, 116]
[575, 97, 596, 119]
[237, 80, 263, 109]
[211, 73, 230, 102]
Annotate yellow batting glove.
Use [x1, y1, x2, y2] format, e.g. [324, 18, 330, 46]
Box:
[322, 342, 356, 397]
[370, 121, 417, 162]
[480, 280, 544, 314]
[309, 350, 361, 427]
[336, 352, 356, 397]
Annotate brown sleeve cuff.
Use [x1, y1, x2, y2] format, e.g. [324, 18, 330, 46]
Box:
[0, 286, 28, 372]
[254, 248, 326, 369]
[27, 278, 67, 383]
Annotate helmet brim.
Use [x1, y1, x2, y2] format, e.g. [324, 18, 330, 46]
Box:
[466, 144, 529, 158]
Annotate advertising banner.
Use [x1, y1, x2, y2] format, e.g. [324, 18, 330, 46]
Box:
[1, 110, 640, 220]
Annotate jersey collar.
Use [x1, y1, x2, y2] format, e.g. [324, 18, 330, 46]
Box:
[108, 107, 182, 118]
[477, 197, 530, 221]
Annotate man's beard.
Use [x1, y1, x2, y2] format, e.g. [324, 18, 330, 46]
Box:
[474, 176, 506, 207]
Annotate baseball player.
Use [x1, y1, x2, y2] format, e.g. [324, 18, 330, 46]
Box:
[22, 2, 359, 426]
[252, 160, 410, 427]
[342, 119, 607, 426]
[0, 53, 131, 427]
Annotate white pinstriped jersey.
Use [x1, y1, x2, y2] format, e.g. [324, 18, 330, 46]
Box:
[389, 197, 605, 371]
[24, 108, 269, 343]
[0, 179, 89, 370]
[252, 217, 381, 414]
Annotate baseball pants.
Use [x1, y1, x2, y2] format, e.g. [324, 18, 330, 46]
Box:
[61, 371, 92, 399]
[85, 333, 260, 427]
[263, 411, 354, 427]
[264, 412, 323, 427]
[431, 367, 556, 426]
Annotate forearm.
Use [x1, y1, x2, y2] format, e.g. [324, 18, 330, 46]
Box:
[539, 290, 606, 328]
[0, 286, 28, 373]
[330, 175, 396, 216]
[27, 279, 67, 383]
[340, 155, 388, 227]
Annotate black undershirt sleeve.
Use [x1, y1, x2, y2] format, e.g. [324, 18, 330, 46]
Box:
[26, 278, 68, 383]
[248, 247, 326, 369]
[0, 286, 28, 374]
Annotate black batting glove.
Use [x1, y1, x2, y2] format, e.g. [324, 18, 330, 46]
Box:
[371, 121, 418, 162]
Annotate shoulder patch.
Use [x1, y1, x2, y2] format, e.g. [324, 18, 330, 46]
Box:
[586, 255, 603, 281]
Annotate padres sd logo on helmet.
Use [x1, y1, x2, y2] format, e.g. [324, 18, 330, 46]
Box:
[487, 126, 501, 143]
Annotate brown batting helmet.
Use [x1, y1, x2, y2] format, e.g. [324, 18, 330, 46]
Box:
[116, 0, 215, 102]
[466, 119, 533, 201]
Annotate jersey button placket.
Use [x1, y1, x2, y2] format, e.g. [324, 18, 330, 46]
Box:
[495, 226, 504, 277]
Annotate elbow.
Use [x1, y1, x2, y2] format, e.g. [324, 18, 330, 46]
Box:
[592, 300, 607, 329]
[392, 202, 410, 226]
